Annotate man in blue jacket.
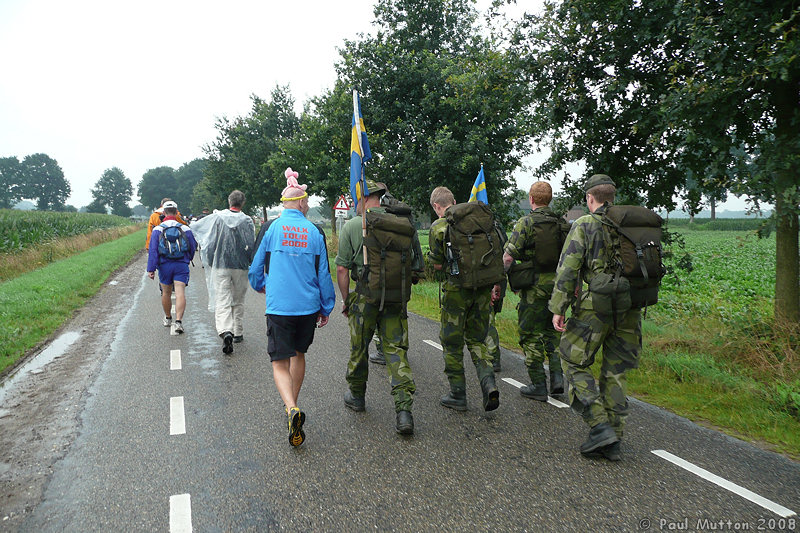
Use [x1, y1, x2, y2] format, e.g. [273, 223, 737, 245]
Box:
[147, 201, 197, 334]
[249, 168, 336, 447]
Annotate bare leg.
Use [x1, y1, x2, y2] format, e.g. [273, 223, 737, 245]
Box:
[173, 281, 186, 321]
[272, 358, 298, 408]
[160, 283, 173, 317]
[289, 352, 306, 401]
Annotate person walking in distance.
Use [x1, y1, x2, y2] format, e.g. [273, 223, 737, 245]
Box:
[146, 201, 197, 334]
[191, 190, 256, 354]
[503, 181, 570, 401]
[248, 168, 336, 447]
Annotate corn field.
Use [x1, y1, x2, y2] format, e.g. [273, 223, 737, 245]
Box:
[0, 209, 135, 253]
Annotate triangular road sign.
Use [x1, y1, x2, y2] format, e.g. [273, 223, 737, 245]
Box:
[334, 195, 349, 210]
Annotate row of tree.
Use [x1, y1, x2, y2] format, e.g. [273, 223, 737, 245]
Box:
[196, 0, 799, 322]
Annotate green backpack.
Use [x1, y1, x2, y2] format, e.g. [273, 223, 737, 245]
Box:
[590, 205, 665, 315]
[357, 208, 416, 310]
[444, 202, 505, 289]
[507, 211, 570, 290]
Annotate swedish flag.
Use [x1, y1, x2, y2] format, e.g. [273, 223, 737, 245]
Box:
[350, 90, 372, 211]
[468, 165, 488, 204]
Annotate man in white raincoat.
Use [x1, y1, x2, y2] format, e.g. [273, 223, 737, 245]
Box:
[191, 190, 256, 354]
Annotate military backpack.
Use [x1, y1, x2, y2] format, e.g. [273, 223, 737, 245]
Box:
[444, 202, 505, 289]
[357, 208, 416, 310]
[506, 210, 571, 291]
[589, 205, 665, 315]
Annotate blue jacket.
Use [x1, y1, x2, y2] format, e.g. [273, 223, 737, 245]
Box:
[147, 218, 197, 272]
[248, 209, 336, 317]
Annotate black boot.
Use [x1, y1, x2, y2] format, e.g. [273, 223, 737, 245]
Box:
[549, 371, 564, 395]
[580, 422, 619, 456]
[395, 410, 414, 435]
[480, 375, 500, 412]
[601, 441, 621, 461]
[440, 390, 468, 411]
[343, 390, 366, 412]
[520, 382, 548, 401]
[221, 331, 234, 354]
[492, 356, 501, 373]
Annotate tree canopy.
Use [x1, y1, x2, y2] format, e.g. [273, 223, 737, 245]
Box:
[92, 167, 133, 217]
[19, 153, 71, 211]
[0, 156, 22, 209]
[511, 0, 800, 322]
[137, 166, 177, 211]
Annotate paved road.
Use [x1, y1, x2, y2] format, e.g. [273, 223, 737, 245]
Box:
[2, 253, 798, 532]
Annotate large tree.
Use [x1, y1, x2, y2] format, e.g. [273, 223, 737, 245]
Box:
[92, 167, 133, 217]
[0, 156, 22, 209]
[511, 0, 800, 322]
[138, 166, 177, 210]
[335, 0, 531, 223]
[20, 153, 71, 211]
[173, 158, 207, 212]
[204, 86, 300, 215]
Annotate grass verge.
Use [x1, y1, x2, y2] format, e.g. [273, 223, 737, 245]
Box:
[0, 229, 145, 375]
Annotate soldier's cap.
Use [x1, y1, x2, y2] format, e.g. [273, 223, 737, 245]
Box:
[363, 179, 387, 197]
[163, 200, 178, 209]
[584, 174, 616, 193]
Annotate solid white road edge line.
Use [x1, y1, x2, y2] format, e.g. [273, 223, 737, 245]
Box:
[170, 349, 181, 371]
[169, 493, 192, 533]
[170, 396, 186, 435]
[652, 450, 796, 518]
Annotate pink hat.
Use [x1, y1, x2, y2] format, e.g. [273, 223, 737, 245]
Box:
[280, 167, 308, 202]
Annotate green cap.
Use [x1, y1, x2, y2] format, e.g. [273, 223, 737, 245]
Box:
[584, 174, 616, 193]
[363, 179, 387, 197]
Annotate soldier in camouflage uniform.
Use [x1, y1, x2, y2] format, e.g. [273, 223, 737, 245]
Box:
[428, 186, 500, 412]
[550, 174, 642, 461]
[335, 179, 420, 435]
[503, 182, 565, 401]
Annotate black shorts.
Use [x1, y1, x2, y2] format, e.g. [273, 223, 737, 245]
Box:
[266, 313, 318, 361]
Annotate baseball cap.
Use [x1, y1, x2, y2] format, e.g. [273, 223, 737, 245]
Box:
[584, 174, 616, 193]
[163, 201, 178, 209]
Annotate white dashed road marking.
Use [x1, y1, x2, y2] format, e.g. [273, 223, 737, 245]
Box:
[169, 493, 192, 533]
[170, 396, 186, 435]
[424, 340, 442, 351]
[501, 377, 569, 408]
[652, 450, 796, 517]
[170, 349, 182, 370]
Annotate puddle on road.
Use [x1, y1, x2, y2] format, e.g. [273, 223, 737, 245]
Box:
[0, 331, 81, 404]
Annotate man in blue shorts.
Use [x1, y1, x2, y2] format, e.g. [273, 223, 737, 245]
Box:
[147, 201, 197, 334]
[249, 168, 336, 447]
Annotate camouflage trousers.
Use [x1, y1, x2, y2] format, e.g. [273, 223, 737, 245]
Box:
[486, 310, 500, 365]
[345, 292, 415, 412]
[439, 285, 494, 391]
[559, 305, 642, 438]
[518, 285, 560, 383]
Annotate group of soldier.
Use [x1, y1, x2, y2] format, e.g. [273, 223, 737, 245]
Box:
[145, 170, 641, 460]
[337, 174, 640, 462]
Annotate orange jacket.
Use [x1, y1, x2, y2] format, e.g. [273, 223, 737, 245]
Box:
[145, 209, 188, 250]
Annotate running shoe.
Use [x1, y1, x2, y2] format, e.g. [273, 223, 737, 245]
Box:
[174, 320, 184, 334]
[163, 316, 172, 327]
[288, 407, 306, 447]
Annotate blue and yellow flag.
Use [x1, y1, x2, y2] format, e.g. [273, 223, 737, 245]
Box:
[350, 90, 372, 211]
[468, 165, 488, 204]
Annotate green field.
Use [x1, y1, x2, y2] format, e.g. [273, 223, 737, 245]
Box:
[0, 209, 135, 253]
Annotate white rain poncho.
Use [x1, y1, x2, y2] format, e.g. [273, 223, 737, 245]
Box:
[190, 210, 256, 311]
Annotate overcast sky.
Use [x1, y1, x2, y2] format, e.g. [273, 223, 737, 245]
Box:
[0, 0, 749, 212]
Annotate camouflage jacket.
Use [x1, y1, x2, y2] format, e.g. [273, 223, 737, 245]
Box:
[504, 206, 561, 288]
[548, 205, 612, 315]
[427, 217, 454, 288]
